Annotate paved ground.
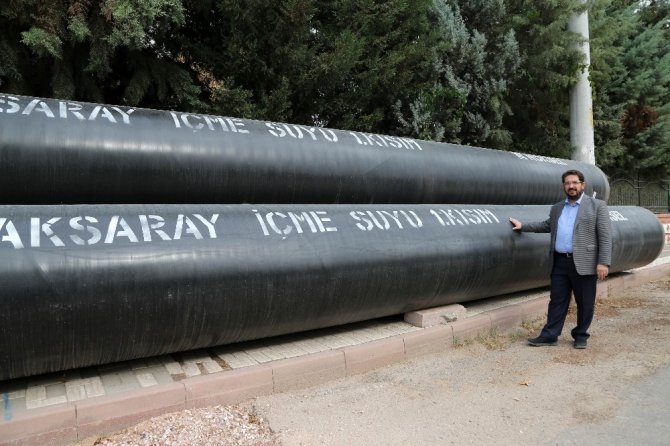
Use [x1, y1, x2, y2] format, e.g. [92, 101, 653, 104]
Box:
[246, 275, 670, 445]
[552, 366, 670, 445]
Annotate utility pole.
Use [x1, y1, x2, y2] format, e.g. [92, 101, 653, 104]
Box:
[568, 1, 595, 165]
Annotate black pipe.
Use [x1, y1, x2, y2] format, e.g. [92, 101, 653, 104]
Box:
[0, 94, 609, 205]
[0, 204, 661, 380]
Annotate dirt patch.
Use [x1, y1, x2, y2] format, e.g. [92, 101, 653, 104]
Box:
[596, 293, 652, 317]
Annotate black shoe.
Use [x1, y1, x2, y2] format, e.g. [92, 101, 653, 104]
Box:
[528, 336, 558, 346]
[574, 339, 587, 349]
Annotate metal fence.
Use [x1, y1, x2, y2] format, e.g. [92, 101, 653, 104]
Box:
[608, 176, 670, 213]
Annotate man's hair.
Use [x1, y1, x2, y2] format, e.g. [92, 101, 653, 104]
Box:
[562, 169, 585, 183]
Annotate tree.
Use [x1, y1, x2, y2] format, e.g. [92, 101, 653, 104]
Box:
[394, 0, 521, 147]
[172, 0, 315, 121]
[588, 0, 632, 170]
[0, 0, 203, 110]
[591, 0, 670, 178]
[299, 0, 435, 132]
[502, 0, 585, 159]
[153, 0, 436, 130]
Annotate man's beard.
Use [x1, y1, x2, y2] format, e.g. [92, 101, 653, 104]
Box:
[565, 188, 582, 198]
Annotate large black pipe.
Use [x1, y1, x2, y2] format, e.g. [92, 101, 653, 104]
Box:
[0, 94, 609, 205]
[0, 204, 662, 380]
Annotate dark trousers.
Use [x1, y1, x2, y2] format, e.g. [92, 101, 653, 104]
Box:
[540, 254, 598, 341]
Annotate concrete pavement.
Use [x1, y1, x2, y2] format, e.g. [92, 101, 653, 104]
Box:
[551, 365, 670, 445]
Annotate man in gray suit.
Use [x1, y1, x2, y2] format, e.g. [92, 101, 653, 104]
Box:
[509, 169, 612, 349]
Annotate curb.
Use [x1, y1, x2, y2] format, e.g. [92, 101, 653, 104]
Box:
[1, 261, 668, 445]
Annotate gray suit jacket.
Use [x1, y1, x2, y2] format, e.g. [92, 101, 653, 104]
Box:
[522, 195, 612, 275]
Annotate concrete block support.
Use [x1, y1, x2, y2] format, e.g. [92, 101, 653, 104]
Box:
[404, 304, 467, 327]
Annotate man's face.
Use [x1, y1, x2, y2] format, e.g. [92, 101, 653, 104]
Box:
[563, 174, 585, 200]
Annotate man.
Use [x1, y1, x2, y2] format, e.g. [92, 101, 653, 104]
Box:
[509, 169, 612, 349]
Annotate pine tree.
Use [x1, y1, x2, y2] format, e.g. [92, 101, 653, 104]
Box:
[300, 0, 435, 132]
[394, 0, 521, 147]
[0, 0, 203, 110]
[591, 0, 670, 178]
[172, 0, 316, 120]
[616, 1, 670, 178]
[502, 0, 584, 158]
[589, 0, 632, 169]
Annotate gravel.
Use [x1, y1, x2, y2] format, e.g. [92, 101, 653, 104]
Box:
[84, 405, 279, 446]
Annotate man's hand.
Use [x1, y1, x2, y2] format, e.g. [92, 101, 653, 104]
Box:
[509, 217, 522, 231]
[597, 264, 609, 281]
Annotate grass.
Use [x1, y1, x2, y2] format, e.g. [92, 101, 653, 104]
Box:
[475, 327, 509, 350]
[452, 336, 473, 348]
[453, 316, 547, 351]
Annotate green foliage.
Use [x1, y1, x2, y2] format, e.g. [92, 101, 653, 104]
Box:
[67, 13, 91, 42]
[0, 0, 201, 109]
[175, 0, 317, 120]
[589, 0, 631, 168]
[395, 0, 520, 147]
[103, 0, 186, 48]
[301, 0, 435, 132]
[591, 0, 670, 178]
[21, 27, 63, 58]
[503, 0, 584, 158]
